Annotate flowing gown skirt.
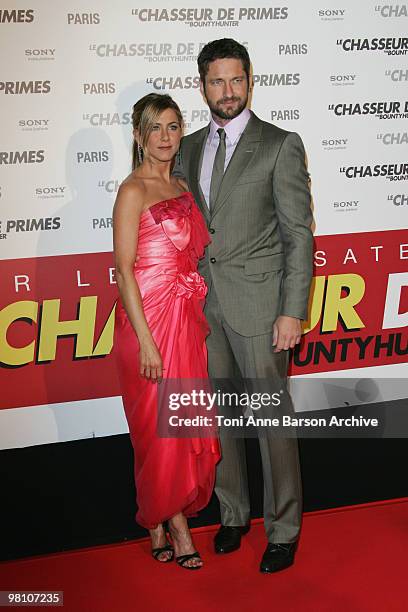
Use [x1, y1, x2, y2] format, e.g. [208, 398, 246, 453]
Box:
[114, 193, 220, 529]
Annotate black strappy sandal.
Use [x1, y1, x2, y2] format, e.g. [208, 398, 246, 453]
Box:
[152, 543, 174, 563]
[176, 551, 203, 570]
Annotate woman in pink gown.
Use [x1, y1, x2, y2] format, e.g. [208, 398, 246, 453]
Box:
[113, 93, 220, 569]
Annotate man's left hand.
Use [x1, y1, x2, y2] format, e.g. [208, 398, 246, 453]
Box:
[272, 316, 302, 352]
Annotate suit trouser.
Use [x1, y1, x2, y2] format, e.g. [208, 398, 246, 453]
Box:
[204, 285, 302, 543]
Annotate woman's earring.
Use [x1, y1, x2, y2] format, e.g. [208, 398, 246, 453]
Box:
[138, 144, 143, 164]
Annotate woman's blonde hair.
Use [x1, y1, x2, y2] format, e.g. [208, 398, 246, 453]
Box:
[132, 93, 183, 169]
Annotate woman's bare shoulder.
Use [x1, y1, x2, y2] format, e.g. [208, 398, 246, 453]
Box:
[174, 177, 189, 192]
[113, 174, 146, 220]
[119, 172, 146, 198]
[115, 173, 146, 208]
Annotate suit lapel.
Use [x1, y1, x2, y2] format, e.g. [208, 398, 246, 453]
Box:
[211, 113, 263, 219]
[185, 126, 210, 222]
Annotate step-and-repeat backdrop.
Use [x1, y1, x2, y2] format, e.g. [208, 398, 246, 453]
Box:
[1, 1, 407, 448]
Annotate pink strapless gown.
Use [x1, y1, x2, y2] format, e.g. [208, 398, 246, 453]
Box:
[114, 192, 220, 529]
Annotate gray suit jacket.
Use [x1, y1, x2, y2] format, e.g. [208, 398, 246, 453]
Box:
[176, 111, 313, 337]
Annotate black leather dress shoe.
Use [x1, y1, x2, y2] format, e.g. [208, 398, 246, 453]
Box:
[214, 525, 250, 554]
[259, 542, 297, 573]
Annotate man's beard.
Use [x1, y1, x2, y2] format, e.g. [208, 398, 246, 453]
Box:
[207, 95, 248, 121]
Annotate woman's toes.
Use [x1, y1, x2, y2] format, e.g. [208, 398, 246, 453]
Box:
[183, 554, 202, 568]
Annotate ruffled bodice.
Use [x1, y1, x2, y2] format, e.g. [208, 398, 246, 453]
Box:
[134, 191, 209, 301]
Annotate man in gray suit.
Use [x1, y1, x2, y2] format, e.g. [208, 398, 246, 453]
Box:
[176, 39, 313, 573]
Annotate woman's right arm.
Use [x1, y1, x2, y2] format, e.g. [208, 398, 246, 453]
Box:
[113, 182, 163, 381]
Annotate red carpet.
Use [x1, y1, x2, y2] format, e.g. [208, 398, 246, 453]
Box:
[1, 499, 407, 612]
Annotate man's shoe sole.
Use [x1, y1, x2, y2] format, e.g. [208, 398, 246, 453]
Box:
[214, 542, 241, 554]
[259, 559, 294, 573]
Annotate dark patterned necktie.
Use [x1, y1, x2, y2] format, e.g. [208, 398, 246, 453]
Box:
[209, 128, 226, 210]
